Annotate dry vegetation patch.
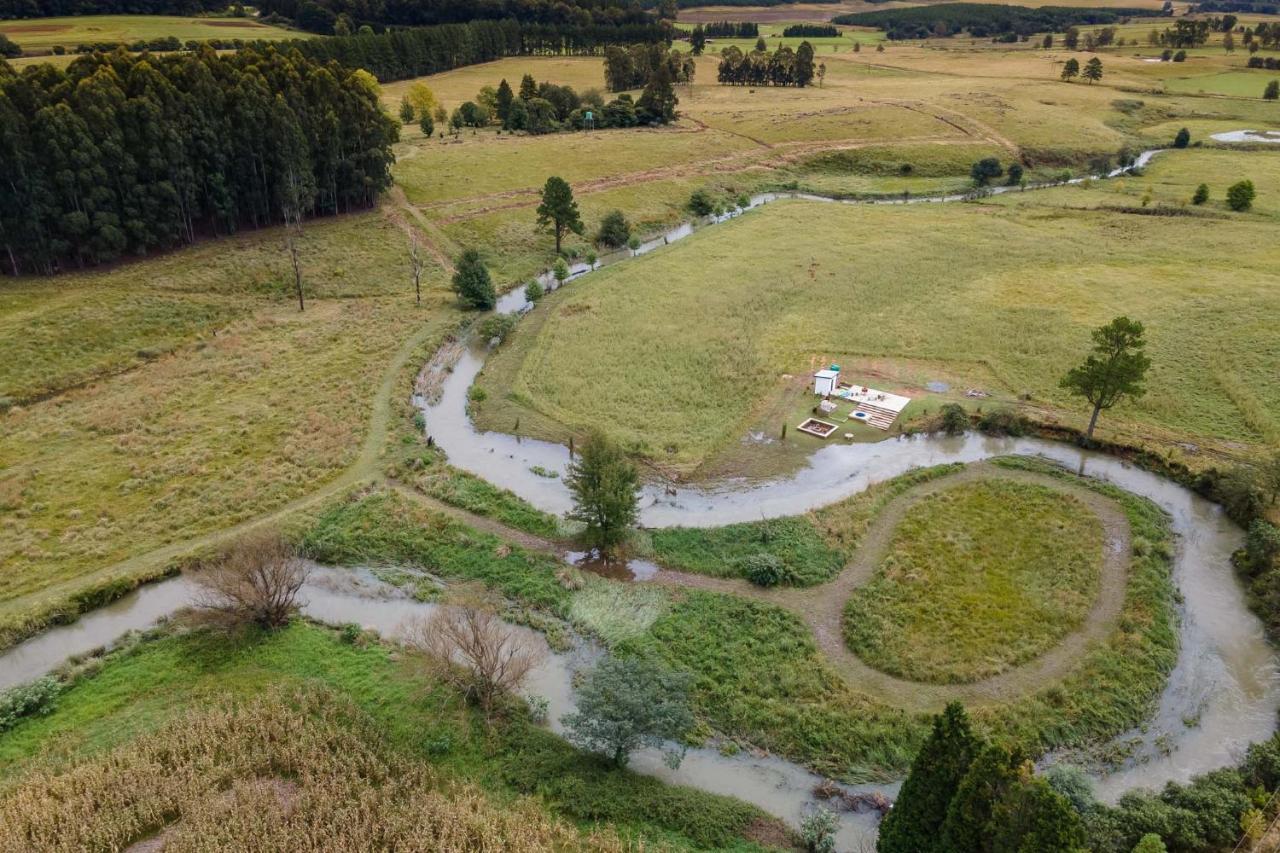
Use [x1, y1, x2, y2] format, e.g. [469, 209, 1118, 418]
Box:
[0, 686, 626, 852]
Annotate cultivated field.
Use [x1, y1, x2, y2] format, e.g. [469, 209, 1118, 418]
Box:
[0, 14, 299, 53]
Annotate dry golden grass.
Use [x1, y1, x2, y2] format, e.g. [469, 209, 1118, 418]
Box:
[0, 685, 630, 852]
[0, 209, 455, 637]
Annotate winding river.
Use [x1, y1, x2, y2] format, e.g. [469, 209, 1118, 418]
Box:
[3, 143, 1278, 851]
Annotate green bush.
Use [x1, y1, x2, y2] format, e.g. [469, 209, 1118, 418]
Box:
[688, 190, 715, 217]
[740, 552, 792, 586]
[1226, 179, 1256, 212]
[596, 210, 631, 248]
[938, 403, 969, 435]
[651, 517, 844, 585]
[524, 280, 544, 302]
[977, 408, 1030, 436]
[477, 313, 517, 344]
[0, 677, 62, 732]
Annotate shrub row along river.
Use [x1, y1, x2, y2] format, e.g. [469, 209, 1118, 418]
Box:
[2, 143, 1276, 851]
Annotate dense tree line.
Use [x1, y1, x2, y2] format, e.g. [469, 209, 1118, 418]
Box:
[781, 24, 838, 37]
[602, 42, 690, 91]
[702, 20, 757, 37]
[1193, 0, 1278, 12]
[716, 41, 816, 86]
[289, 18, 667, 82]
[0, 46, 397, 275]
[834, 3, 1161, 40]
[0, 0, 221, 19]
[253, 0, 654, 34]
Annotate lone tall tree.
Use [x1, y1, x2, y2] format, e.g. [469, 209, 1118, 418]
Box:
[451, 249, 495, 310]
[1083, 56, 1104, 83]
[408, 232, 425, 305]
[537, 176, 584, 254]
[1060, 316, 1152, 438]
[565, 430, 639, 549]
[878, 702, 980, 853]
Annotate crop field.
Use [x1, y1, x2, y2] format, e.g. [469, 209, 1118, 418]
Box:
[0, 14, 299, 53]
[0, 210, 453, 643]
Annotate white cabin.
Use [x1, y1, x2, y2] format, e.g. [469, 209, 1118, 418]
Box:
[813, 368, 840, 397]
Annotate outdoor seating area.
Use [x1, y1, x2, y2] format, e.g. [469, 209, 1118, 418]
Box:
[805, 365, 912, 435]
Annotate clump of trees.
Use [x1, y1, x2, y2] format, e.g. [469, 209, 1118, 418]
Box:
[703, 21, 758, 38]
[1061, 56, 1103, 82]
[717, 40, 817, 86]
[0, 46, 397, 276]
[191, 530, 308, 631]
[561, 655, 694, 768]
[252, 0, 659, 33]
[565, 429, 639, 550]
[783, 24, 839, 37]
[471, 69, 676, 135]
[878, 703, 1086, 853]
[1059, 316, 1151, 438]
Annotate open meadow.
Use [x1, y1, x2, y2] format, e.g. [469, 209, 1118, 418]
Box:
[0, 14, 299, 53]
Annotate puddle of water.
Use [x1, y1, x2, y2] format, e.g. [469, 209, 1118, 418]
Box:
[1211, 129, 1280, 144]
[566, 550, 662, 581]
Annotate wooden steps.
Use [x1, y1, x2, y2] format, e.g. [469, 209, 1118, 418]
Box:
[852, 402, 898, 430]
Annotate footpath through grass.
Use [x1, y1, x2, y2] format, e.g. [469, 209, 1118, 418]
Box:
[0, 623, 776, 851]
[843, 479, 1104, 684]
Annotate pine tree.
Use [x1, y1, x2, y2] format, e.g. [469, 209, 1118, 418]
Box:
[565, 430, 640, 549]
[451, 248, 495, 310]
[939, 745, 1020, 853]
[536, 176, 584, 254]
[519, 73, 538, 101]
[691, 25, 706, 55]
[399, 97, 414, 123]
[496, 78, 514, 122]
[1061, 57, 1080, 81]
[877, 703, 980, 853]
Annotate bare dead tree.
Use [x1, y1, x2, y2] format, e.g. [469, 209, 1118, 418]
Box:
[409, 231, 425, 306]
[281, 166, 308, 312]
[191, 530, 308, 630]
[402, 604, 544, 720]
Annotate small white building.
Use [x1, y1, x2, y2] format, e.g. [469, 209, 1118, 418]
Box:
[813, 366, 841, 397]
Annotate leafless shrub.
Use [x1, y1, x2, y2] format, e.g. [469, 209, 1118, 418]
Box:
[402, 604, 544, 719]
[191, 531, 307, 630]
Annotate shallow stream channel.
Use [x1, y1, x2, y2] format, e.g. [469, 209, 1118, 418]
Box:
[3, 142, 1277, 851]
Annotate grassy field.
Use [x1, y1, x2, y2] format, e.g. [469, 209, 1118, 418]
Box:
[843, 479, 1104, 683]
[0, 14, 299, 53]
[1165, 69, 1280, 98]
[473, 152, 1279, 475]
[0, 209, 453, 644]
[0, 622, 777, 850]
